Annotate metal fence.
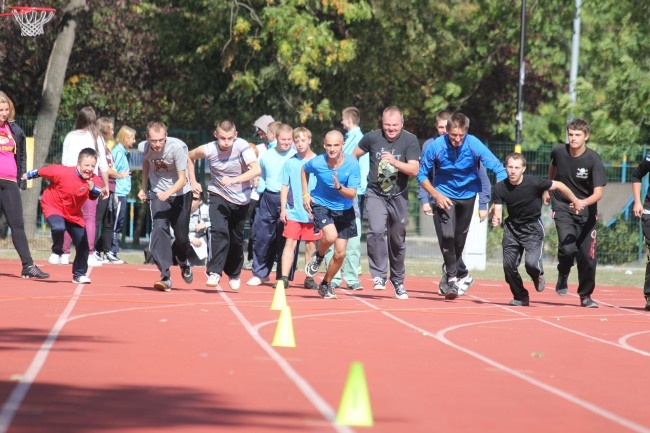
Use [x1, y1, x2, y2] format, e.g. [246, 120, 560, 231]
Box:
[3, 117, 648, 266]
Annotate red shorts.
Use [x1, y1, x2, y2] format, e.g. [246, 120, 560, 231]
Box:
[283, 220, 322, 241]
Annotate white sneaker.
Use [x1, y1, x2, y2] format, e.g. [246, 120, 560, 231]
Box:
[206, 273, 220, 287]
[72, 275, 91, 284]
[246, 276, 269, 286]
[229, 277, 241, 290]
[88, 252, 103, 267]
[48, 253, 61, 265]
[60, 254, 70, 265]
[457, 275, 474, 296]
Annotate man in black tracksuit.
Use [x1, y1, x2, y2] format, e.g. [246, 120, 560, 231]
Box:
[492, 153, 582, 306]
[543, 118, 606, 308]
[631, 156, 650, 311]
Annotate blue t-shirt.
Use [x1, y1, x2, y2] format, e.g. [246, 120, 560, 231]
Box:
[343, 126, 369, 195]
[280, 154, 317, 222]
[303, 154, 361, 211]
[259, 146, 297, 193]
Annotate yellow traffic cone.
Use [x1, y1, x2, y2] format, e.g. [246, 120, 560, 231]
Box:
[270, 279, 287, 311]
[336, 362, 374, 426]
[271, 306, 295, 347]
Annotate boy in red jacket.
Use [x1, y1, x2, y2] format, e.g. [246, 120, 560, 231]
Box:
[24, 148, 104, 283]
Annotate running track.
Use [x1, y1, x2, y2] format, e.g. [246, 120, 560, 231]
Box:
[1, 259, 649, 432]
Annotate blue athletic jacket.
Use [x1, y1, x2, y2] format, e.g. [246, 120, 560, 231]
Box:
[417, 134, 506, 200]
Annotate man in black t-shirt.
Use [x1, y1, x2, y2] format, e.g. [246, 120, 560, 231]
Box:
[353, 106, 421, 300]
[542, 119, 606, 308]
[630, 155, 650, 311]
[492, 153, 582, 306]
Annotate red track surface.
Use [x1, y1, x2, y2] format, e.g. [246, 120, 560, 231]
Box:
[1, 259, 649, 433]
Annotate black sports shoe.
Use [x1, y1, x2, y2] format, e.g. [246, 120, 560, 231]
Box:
[580, 297, 598, 308]
[154, 277, 172, 292]
[21, 265, 49, 279]
[645, 298, 650, 311]
[509, 298, 530, 306]
[445, 282, 459, 300]
[555, 274, 569, 296]
[305, 252, 324, 277]
[438, 264, 448, 295]
[274, 277, 290, 289]
[318, 281, 337, 299]
[181, 265, 193, 284]
[303, 277, 318, 290]
[534, 274, 545, 292]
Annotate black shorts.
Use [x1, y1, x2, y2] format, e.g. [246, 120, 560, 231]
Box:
[311, 204, 357, 240]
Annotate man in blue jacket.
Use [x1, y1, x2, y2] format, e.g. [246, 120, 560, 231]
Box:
[418, 112, 507, 300]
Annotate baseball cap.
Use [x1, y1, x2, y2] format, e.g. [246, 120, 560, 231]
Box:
[253, 115, 274, 135]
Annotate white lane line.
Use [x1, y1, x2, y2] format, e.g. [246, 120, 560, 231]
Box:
[217, 289, 355, 433]
[345, 292, 650, 433]
[619, 330, 650, 353]
[0, 282, 87, 433]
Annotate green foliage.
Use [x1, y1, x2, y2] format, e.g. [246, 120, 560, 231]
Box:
[597, 218, 639, 265]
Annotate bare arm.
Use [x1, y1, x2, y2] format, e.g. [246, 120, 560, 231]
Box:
[633, 182, 644, 217]
[137, 159, 150, 201]
[549, 180, 584, 212]
[352, 146, 366, 159]
[542, 163, 557, 205]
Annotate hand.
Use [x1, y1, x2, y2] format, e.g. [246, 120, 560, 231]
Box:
[479, 209, 488, 222]
[156, 190, 171, 202]
[569, 199, 586, 213]
[119, 170, 131, 179]
[302, 195, 313, 215]
[332, 172, 341, 190]
[434, 192, 453, 210]
[381, 151, 397, 166]
[191, 237, 203, 247]
[280, 209, 288, 224]
[633, 203, 644, 218]
[191, 181, 203, 195]
[422, 203, 433, 216]
[491, 216, 502, 227]
[220, 176, 236, 187]
[542, 190, 550, 205]
[196, 222, 206, 231]
[137, 189, 148, 202]
[101, 186, 110, 199]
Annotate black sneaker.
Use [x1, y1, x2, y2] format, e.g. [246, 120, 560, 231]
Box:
[305, 252, 324, 277]
[555, 274, 569, 296]
[181, 265, 193, 284]
[304, 277, 318, 290]
[534, 274, 545, 292]
[445, 282, 459, 300]
[104, 252, 124, 264]
[438, 264, 448, 295]
[318, 281, 337, 299]
[509, 298, 530, 306]
[645, 297, 650, 311]
[391, 281, 408, 300]
[21, 265, 49, 279]
[274, 277, 290, 289]
[154, 277, 172, 292]
[580, 297, 598, 308]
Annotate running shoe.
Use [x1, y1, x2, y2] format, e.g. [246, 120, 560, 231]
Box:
[21, 265, 49, 279]
[305, 252, 324, 277]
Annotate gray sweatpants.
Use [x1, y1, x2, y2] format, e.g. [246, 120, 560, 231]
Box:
[365, 188, 409, 284]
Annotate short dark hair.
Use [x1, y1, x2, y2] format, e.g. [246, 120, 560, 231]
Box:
[447, 113, 470, 132]
[342, 107, 360, 125]
[505, 152, 526, 167]
[78, 147, 98, 162]
[567, 118, 590, 135]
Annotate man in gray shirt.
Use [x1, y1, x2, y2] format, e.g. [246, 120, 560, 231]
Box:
[137, 121, 194, 291]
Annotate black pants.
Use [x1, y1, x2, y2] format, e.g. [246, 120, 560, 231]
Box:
[47, 215, 89, 278]
[95, 192, 116, 255]
[553, 210, 598, 298]
[0, 179, 33, 267]
[251, 191, 286, 280]
[502, 219, 544, 301]
[433, 196, 475, 280]
[206, 193, 249, 278]
[641, 215, 650, 299]
[148, 191, 192, 279]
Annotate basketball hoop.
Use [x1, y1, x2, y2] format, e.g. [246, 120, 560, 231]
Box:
[0, 2, 55, 37]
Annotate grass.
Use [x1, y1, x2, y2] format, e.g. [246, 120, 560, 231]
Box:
[4, 248, 644, 290]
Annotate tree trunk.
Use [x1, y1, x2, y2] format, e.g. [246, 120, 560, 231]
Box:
[24, 0, 88, 240]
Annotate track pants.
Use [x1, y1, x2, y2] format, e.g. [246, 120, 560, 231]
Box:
[502, 219, 544, 301]
[148, 191, 192, 279]
[206, 193, 248, 278]
[553, 209, 598, 298]
[365, 188, 408, 285]
[433, 196, 476, 280]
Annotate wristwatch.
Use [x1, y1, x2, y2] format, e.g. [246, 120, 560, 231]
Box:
[336, 184, 343, 190]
